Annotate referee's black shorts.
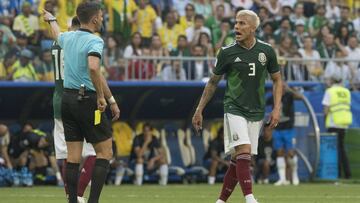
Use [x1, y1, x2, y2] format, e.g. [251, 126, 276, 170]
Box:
[61, 88, 112, 143]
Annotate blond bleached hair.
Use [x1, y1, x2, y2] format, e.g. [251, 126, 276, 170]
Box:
[236, 10, 260, 29]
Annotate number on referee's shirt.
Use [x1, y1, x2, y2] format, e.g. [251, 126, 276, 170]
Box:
[249, 63, 256, 76]
[52, 49, 64, 80]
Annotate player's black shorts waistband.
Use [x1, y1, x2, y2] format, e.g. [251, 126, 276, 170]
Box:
[64, 88, 96, 94]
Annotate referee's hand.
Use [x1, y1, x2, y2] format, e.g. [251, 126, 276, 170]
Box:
[110, 103, 120, 121]
[42, 9, 55, 22]
[97, 97, 107, 112]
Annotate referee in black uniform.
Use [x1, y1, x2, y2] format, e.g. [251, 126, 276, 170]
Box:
[44, 2, 120, 203]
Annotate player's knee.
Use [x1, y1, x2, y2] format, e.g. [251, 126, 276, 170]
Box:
[210, 159, 219, 167]
[136, 158, 144, 164]
[287, 150, 295, 157]
[277, 149, 285, 156]
[0, 124, 8, 135]
[95, 148, 113, 160]
[159, 157, 167, 165]
[234, 144, 251, 155]
[67, 154, 82, 163]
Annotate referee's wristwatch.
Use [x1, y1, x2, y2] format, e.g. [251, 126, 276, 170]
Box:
[108, 96, 116, 105]
[47, 17, 57, 23]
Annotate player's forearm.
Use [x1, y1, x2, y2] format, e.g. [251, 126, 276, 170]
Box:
[1, 147, 12, 169]
[101, 75, 113, 101]
[196, 75, 221, 113]
[90, 69, 104, 98]
[137, 143, 149, 157]
[48, 20, 61, 40]
[272, 74, 282, 111]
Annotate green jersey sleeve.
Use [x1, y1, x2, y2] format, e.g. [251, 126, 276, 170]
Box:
[267, 47, 280, 74]
[212, 48, 228, 75]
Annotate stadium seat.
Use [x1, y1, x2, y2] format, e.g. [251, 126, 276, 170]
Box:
[185, 128, 209, 182]
[162, 126, 209, 183]
[160, 127, 186, 182]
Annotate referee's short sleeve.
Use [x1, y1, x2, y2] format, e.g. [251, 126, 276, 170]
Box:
[57, 32, 65, 48]
[88, 37, 104, 59]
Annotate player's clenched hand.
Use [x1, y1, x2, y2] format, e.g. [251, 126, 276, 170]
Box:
[42, 9, 55, 22]
[269, 108, 280, 129]
[110, 103, 120, 121]
[97, 97, 107, 112]
[192, 111, 203, 132]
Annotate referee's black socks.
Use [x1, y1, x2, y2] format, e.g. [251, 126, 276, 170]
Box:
[88, 158, 110, 203]
[66, 162, 80, 203]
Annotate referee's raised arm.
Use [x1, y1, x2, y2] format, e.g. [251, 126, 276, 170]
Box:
[42, 9, 60, 40]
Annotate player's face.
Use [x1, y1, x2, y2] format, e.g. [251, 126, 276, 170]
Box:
[234, 15, 255, 42]
[93, 10, 103, 32]
[143, 126, 152, 137]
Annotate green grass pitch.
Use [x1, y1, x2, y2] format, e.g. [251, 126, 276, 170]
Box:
[1, 183, 360, 203]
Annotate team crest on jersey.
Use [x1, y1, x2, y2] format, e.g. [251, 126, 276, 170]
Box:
[258, 52, 267, 65]
[233, 133, 239, 141]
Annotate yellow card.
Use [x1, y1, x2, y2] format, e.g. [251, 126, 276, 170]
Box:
[94, 110, 101, 125]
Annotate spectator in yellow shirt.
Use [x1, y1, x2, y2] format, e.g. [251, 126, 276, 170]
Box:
[133, 0, 157, 47]
[179, 3, 195, 31]
[12, 2, 39, 45]
[35, 49, 54, 81]
[38, 0, 55, 50]
[158, 11, 185, 51]
[10, 49, 38, 82]
[1, 50, 18, 80]
[38, 0, 82, 32]
[104, 0, 138, 43]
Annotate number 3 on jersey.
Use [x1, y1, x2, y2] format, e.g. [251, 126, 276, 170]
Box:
[52, 49, 64, 80]
[248, 63, 255, 76]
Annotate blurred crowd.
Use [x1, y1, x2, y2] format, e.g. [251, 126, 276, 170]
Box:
[0, 0, 360, 84]
[0, 121, 278, 187]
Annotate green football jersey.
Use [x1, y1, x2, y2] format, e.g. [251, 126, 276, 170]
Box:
[213, 39, 280, 121]
[51, 41, 64, 119]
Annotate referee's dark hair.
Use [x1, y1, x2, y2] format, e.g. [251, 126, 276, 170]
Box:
[76, 1, 101, 24]
[71, 16, 80, 27]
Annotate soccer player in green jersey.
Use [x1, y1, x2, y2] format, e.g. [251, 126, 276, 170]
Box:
[192, 10, 282, 203]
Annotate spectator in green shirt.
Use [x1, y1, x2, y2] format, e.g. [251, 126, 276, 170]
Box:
[307, 4, 328, 37]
